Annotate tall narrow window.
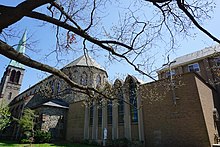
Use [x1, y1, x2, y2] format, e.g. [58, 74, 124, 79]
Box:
[10, 70, 16, 82]
[118, 90, 124, 123]
[107, 101, 112, 124]
[49, 81, 54, 94]
[129, 80, 138, 122]
[68, 70, 73, 80]
[73, 70, 78, 82]
[8, 92, 12, 100]
[89, 104, 93, 126]
[15, 71, 21, 84]
[98, 101, 102, 125]
[81, 72, 88, 86]
[96, 75, 101, 87]
[57, 82, 61, 94]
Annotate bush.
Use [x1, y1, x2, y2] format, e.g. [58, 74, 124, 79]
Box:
[34, 130, 51, 143]
[20, 137, 34, 144]
[110, 138, 144, 147]
[82, 139, 89, 145]
[20, 131, 34, 144]
[20, 138, 31, 144]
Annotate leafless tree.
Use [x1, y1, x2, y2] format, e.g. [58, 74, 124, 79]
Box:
[0, 0, 219, 98]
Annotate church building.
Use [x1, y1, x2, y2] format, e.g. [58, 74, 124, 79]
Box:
[1, 33, 220, 146]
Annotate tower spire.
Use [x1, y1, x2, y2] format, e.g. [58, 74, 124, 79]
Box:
[9, 30, 27, 69]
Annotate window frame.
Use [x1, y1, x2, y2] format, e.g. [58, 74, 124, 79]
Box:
[129, 80, 138, 123]
[214, 57, 220, 67]
[118, 90, 124, 124]
[89, 105, 93, 126]
[96, 75, 101, 87]
[80, 72, 88, 86]
[165, 70, 176, 78]
[107, 101, 112, 124]
[188, 63, 200, 72]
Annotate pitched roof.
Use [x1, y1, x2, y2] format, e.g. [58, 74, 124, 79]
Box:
[28, 98, 69, 109]
[42, 99, 69, 109]
[65, 54, 104, 70]
[9, 30, 27, 69]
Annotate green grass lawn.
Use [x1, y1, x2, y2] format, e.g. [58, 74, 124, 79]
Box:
[0, 140, 98, 147]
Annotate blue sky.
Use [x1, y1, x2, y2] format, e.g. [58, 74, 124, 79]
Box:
[0, 0, 220, 92]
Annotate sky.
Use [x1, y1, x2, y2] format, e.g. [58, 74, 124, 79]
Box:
[0, 0, 220, 93]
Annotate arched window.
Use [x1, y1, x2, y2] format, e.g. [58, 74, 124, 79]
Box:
[98, 101, 102, 125]
[49, 81, 54, 94]
[15, 71, 21, 84]
[73, 70, 78, 82]
[96, 75, 101, 86]
[118, 89, 124, 123]
[129, 80, 138, 122]
[10, 70, 16, 82]
[57, 82, 61, 94]
[107, 101, 112, 124]
[69, 70, 73, 80]
[80, 72, 88, 86]
[8, 92, 12, 100]
[89, 104, 93, 126]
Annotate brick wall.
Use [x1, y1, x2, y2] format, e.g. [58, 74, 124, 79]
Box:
[195, 76, 218, 145]
[140, 73, 216, 147]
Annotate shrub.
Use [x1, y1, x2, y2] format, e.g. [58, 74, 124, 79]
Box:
[34, 130, 51, 143]
[82, 139, 89, 145]
[111, 138, 132, 147]
[20, 138, 31, 144]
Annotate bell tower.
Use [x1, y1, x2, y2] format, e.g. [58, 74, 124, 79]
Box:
[0, 31, 26, 105]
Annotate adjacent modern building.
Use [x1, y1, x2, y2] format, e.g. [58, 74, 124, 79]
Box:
[1, 33, 220, 146]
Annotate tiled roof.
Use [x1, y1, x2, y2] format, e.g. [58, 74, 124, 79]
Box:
[29, 98, 69, 109]
[65, 54, 104, 70]
[42, 99, 69, 109]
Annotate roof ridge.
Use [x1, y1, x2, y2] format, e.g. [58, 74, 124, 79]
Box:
[65, 54, 105, 70]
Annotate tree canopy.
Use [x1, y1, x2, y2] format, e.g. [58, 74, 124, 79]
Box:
[0, 105, 11, 131]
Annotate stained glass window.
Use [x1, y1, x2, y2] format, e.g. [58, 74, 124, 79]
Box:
[129, 80, 138, 122]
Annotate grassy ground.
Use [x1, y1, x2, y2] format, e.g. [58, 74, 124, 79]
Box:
[0, 140, 98, 147]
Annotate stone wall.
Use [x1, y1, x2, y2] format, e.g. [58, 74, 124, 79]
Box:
[35, 106, 67, 140]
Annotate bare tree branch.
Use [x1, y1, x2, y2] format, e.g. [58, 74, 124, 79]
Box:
[0, 0, 54, 32]
[176, 0, 220, 44]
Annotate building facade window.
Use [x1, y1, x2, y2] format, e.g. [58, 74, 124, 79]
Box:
[8, 92, 12, 100]
[81, 72, 88, 86]
[73, 70, 78, 82]
[118, 90, 124, 123]
[98, 104, 102, 125]
[49, 81, 54, 94]
[188, 63, 200, 72]
[165, 70, 175, 78]
[107, 101, 112, 124]
[129, 80, 138, 123]
[68, 70, 73, 80]
[15, 71, 21, 84]
[10, 70, 16, 82]
[57, 82, 61, 94]
[215, 57, 220, 67]
[96, 75, 101, 87]
[89, 105, 93, 126]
